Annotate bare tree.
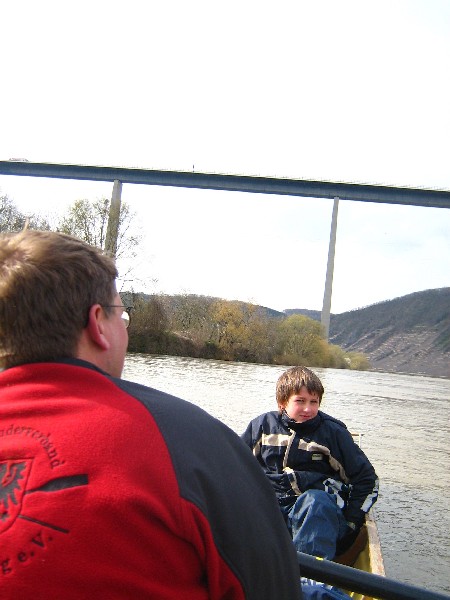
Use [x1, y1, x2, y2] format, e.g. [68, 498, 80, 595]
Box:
[57, 197, 142, 284]
[0, 194, 50, 233]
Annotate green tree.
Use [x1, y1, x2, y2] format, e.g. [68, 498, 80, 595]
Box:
[237, 303, 275, 363]
[325, 344, 349, 369]
[208, 300, 274, 362]
[208, 300, 244, 359]
[274, 314, 327, 366]
[345, 351, 371, 370]
[0, 194, 50, 233]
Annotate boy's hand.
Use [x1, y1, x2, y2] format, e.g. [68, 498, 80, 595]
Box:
[267, 472, 291, 492]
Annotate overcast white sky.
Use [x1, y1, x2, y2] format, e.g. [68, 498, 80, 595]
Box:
[1, 1, 449, 313]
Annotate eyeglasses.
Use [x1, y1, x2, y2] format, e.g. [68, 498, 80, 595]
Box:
[101, 305, 133, 329]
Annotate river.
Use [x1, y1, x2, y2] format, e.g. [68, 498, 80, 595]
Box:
[123, 354, 450, 596]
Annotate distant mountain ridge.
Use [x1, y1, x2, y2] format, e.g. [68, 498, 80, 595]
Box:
[286, 288, 449, 378]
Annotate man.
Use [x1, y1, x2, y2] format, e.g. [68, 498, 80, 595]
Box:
[0, 229, 301, 600]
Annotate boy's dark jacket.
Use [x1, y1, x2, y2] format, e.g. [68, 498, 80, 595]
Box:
[241, 410, 379, 528]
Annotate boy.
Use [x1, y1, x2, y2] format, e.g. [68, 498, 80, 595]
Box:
[242, 366, 379, 560]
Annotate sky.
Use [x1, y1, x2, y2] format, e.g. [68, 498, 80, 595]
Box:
[1, 0, 449, 314]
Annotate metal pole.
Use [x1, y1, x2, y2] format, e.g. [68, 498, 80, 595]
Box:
[105, 179, 122, 258]
[321, 197, 339, 340]
[297, 552, 450, 600]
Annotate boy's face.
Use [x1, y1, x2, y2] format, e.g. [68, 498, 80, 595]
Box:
[282, 386, 320, 423]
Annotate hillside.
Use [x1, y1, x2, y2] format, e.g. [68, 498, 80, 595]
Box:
[285, 308, 321, 321]
[327, 288, 450, 378]
[130, 288, 449, 377]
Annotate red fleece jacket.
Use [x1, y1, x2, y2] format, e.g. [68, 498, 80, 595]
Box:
[0, 360, 301, 600]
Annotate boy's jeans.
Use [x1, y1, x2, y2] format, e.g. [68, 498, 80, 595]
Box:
[281, 489, 349, 560]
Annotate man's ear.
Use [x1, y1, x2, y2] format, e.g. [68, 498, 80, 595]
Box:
[86, 304, 110, 351]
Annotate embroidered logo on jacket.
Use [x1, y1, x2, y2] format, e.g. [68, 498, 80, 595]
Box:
[0, 459, 88, 577]
[0, 460, 32, 534]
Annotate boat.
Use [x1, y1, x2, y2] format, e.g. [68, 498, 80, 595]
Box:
[335, 509, 385, 599]
[331, 432, 385, 599]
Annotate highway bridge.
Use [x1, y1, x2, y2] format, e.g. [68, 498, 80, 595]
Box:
[1, 160, 450, 209]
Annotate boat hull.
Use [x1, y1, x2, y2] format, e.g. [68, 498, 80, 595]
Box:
[338, 510, 385, 599]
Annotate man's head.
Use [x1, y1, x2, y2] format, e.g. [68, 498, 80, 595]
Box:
[276, 366, 324, 413]
[0, 229, 128, 376]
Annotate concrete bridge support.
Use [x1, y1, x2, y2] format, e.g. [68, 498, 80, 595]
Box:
[321, 197, 339, 340]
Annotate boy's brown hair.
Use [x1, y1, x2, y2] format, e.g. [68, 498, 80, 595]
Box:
[0, 229, 118, 369]
[276, 366, 324, 412]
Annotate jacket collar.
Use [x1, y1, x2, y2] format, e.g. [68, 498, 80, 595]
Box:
[281, 410, 322, 434]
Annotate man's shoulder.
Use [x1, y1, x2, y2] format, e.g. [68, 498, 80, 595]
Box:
[116, 376, 226, 429]
[114, 377, 249, 467]
[55, 359, 217, 427]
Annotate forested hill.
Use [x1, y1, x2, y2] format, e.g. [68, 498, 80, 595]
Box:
[132, 288, 449, 377]
[327, 288, 449, 378]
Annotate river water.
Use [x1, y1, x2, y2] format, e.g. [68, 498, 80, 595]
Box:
[123, 354, 450, 596]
